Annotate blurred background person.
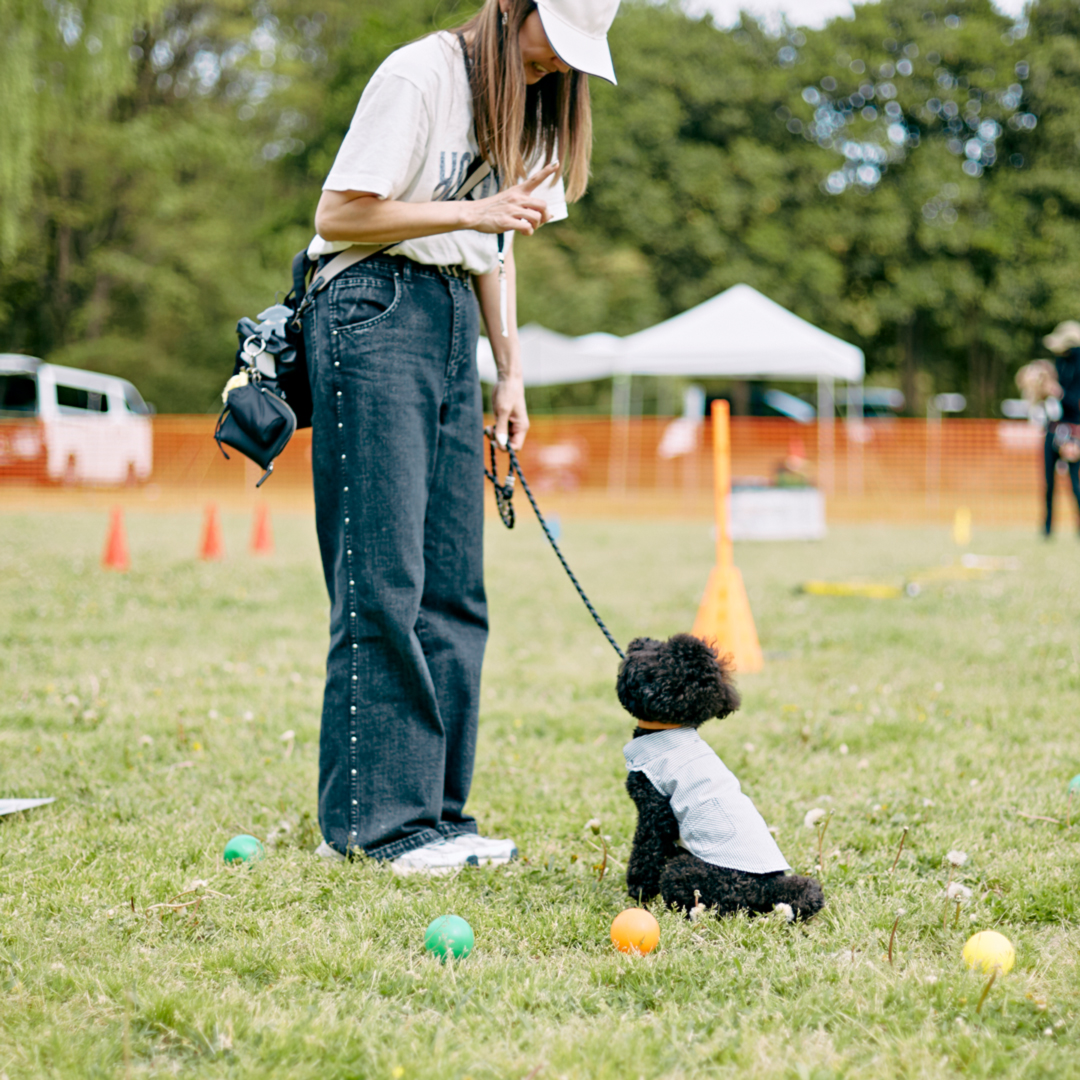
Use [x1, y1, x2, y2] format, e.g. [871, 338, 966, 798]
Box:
[1038, 321, 1080, 536]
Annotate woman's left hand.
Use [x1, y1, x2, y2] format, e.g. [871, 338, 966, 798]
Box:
[491, 373, 529, 451]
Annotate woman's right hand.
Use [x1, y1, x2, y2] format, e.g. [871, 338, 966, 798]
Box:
[469, 162, 559, 236]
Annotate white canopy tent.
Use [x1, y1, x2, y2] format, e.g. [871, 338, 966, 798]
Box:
[478, 284, 863, 384]
[618, 284, 863, 382]
[476, 283, 866, 491]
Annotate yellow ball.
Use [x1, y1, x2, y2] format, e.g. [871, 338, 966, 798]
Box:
[610, 908, 660, 955]
[962, 931, 1015, 975]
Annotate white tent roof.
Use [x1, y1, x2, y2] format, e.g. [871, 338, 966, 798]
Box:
[620, 284, 863, 382]
[476, 325, 621, 386]
[477, 283, 864, 385]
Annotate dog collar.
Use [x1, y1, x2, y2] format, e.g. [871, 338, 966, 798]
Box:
[634, 720, 686, 731]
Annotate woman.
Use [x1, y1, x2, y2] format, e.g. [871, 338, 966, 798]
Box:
[1042, 320, 1080, 536]
[306, 0, 620, 873]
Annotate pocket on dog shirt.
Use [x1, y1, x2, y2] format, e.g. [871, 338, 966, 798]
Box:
[678, 797, 738, 851]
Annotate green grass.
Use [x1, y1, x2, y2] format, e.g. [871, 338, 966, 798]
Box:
[2, 510, 1080, 1079]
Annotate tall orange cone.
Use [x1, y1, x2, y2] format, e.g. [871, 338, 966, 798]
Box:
[101, 507, 130, 571]
[250, 504, 274, 555]
[199, 503, 225, 561]
[691, 400, 763, 672]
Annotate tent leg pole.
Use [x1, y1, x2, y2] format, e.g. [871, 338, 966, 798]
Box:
[817, 376, 835, 496]
[608, 372, 631, 495]
[846, 379, 864, 497]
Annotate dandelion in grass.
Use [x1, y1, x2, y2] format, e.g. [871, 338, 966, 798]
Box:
[945, 882, 972, 927]
[804, 808, 832, 871]
[689, 889, 707, 922]
[944, 850, 969, 928]
[774, 902, 794, 923]
[584, 818, 607, 880]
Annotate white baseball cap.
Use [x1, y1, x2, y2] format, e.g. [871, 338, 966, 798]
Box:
[536, 0, 620, 85]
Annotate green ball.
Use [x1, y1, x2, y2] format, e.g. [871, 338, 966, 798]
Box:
[1069, 775, 1080, 795]
[424, 915, 474, 961]
[223, 834, 265, 864]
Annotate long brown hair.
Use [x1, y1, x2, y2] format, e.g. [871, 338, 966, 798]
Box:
[454, 0, 592, 201]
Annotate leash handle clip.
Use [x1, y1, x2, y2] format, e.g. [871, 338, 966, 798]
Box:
[483, 430, 515, 529]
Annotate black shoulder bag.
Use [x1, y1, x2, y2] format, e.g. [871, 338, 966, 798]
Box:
[214, 154, 491, 486]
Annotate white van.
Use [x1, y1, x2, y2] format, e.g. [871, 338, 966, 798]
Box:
[0, 355, 153, 484]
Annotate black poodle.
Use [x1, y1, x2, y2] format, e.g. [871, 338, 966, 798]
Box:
[618, 633, 824, 921]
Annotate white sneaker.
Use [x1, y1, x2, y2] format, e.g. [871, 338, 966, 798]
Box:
[446, 834, 518, 866]
[315, 841, 346, 862]
[390, 839, 479, 876]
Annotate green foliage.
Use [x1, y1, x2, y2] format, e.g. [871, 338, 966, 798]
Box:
[3, 0, 1080, 414]
[3, 514, 1080, 1075]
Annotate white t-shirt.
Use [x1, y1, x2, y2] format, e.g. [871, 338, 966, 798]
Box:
[308, 31, 568, 274]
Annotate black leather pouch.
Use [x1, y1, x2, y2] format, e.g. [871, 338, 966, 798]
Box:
[214, 382, 297, 487]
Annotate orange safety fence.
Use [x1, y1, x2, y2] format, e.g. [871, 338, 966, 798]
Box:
[0, 413, 1063, 526]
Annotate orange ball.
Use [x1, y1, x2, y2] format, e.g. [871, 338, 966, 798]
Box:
[610, 908, 660, 955]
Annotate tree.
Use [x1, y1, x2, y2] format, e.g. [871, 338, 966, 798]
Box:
[3, 0, 1078, 415]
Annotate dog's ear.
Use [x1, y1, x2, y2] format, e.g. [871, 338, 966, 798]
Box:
[662, 634, 740, 725]
[616, 633, 740, 726]
[616, 637, 663, 722]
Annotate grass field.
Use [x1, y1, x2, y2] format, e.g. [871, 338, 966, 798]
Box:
[2, 509, 1079, 1079]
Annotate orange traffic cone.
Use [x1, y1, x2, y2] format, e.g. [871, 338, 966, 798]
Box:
[250, 504, 274, 555]
[101, 507, 130, 571]
[199, 503, 225, 561]
[691, 400, 763, 672]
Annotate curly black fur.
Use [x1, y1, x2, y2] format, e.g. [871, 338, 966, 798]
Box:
[616, 634, 740, 728]
[625, 769, 681, 901]
[619, 633, 824, 922]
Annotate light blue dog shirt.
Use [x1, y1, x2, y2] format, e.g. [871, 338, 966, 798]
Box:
[624, 727, 791, 875]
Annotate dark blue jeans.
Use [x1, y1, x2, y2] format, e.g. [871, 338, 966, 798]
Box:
[306, 255, 486, 860]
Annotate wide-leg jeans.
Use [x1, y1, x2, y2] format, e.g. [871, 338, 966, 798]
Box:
[306, 255, 486, 860]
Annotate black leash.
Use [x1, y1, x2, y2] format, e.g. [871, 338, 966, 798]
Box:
[484, 430, 625, 661]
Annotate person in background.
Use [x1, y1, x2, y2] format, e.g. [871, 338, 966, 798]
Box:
[1041, 321, 1080, 536]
